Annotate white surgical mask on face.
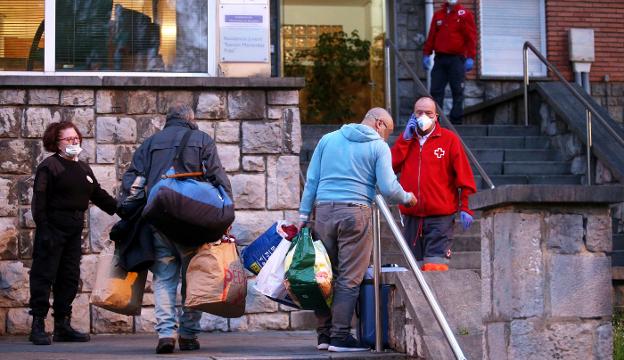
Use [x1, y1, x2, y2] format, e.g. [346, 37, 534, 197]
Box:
[64, 144, 83, 158]
[447, 0, 458, 5]
[417, 115, 434, 132]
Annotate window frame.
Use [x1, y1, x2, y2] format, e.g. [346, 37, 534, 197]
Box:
[479, 0, 547, 79]
[1, 0, 217, 76]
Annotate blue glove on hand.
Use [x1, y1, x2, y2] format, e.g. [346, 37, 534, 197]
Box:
[423, 55, 433, 71]
[464, 58, 474, 72]
[460, 211, 473, 230]
[403, 114, 418, 141]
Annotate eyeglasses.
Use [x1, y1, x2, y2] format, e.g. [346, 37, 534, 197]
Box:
[58, 136, 80, 143]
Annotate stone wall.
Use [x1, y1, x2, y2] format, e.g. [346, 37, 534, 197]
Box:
[0, 79, 315, 335]
[592, 82, 624, 123]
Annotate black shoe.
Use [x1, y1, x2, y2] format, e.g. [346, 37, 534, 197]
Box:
[156, 338, 176, 354]
[179, 337, 200, 351]
[317, 333, 330, 350]
[53, 316, 90, 342]
[328, 334, 370, 352]
[29, 316, 51, 345]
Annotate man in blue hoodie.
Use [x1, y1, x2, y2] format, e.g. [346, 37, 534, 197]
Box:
[299, 108, 417, 352]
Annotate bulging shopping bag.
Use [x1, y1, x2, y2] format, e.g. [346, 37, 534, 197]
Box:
[185, 235, 247, 318]
[90, 246, 147, 316]
[254, 238, 299, 308]
[242, 220, 297, 274]
[284, 228, 333, 310]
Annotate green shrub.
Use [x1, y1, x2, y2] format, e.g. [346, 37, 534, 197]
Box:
[615, 310, 624, 360]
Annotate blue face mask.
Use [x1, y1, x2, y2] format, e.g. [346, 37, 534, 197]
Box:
[64, 144, 83, 158]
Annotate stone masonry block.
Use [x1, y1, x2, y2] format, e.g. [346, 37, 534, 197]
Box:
[63, 107, 95, 137]
[596, 323, 613, 359]
[6, 308, 53, 335]
[196, 91, 227, 119]
[492, 212, 544, 320]
[509, 318, 596, 360]
[0, 90, 26, 105]
[135, 114, 165, 143]
[0, 176, 18, 217]
[216, 121, 240, 143]
[228, 90, 265, 119]
[18, 207, 35, 229]
[96, 116, 137, 144]
[481, 215, 493, 319]
[78, 138, 96, 164]
[61, 89, 95, 106]
[282, 108, 301, 154]
[231, 174, 265, 209]
[0, 308, 6, 335]
[229, 315, 249, 331]
[96, 90, 127, 114]
[79, 254, 98, 292]
[267, 90, 299, 105]
[0, 107, 22, 137]
[290, 310, 316, 330]
[549, 254, 611, 318]
[200, 312, 228, 332]
[71, 293, 91, 334]
[134, 307, 157, 333]
[91, 306, 133, 333]
[0, 217, 18, 260]
[96, 144, 117, 164]
[242, 121, 281, 154]
[0, 260, 30, 307]
[28, 89, 59, 105]
[127, 90, 157, 114]
[158, 91, 193, 114]
[22, 107, 61, 138]
[196, 120, 216, 138]
[231, 210, 283, 246]
[246, 313, 290, 330]
[216, 143, 240, 172]
[484, 322, 509, 360]
[586, 214, 612, 252]
[89, 206, 120, 253]
[242, 156, 265, 172]
[115, 145, 138, 181]
[0, 140, 37, 174]
[266, 156, 300, 210]
[17, 176, 33, 205]
[90, 164, 117, 195]
[545, 214, 584, 254]
[245, 278, 278, 313]
[18, 229, 33, 259]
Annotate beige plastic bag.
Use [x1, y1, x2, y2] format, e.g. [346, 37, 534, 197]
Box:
[90, 248, 147, 315]
[185, 237, 247, 318]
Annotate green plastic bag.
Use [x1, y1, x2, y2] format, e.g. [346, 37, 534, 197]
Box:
[284, 228, 333, 310]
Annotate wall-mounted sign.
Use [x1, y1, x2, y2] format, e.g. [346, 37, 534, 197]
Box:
[219, 4, 269, 63]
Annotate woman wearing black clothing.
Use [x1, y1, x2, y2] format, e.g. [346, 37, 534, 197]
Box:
[29, 121, 118, 345]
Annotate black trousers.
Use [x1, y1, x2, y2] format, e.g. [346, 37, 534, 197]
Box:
[29, 214, 84, 318]
[403, 214, 455, 264]
[430, 53, 466, 124]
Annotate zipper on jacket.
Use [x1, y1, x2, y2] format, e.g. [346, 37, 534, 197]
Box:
[417, 143, 423, 212]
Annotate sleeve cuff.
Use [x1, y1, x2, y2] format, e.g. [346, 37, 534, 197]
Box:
[298, 213, 309, 222]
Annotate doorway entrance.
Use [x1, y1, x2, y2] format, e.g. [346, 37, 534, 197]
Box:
[279, 0, 387, 124]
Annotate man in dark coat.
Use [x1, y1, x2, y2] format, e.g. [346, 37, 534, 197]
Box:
[122, 104, 232, 354]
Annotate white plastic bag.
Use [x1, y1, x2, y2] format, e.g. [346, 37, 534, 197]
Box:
[254, 238, 291, 299]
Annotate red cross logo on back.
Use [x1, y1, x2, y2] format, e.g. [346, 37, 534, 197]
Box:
[434, 147, 445, 159]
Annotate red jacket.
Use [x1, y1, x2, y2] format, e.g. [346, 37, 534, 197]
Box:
[391, 124, 476, 217]
[423, 3, 477, 59]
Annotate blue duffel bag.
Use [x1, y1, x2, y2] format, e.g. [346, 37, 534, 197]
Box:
[143, 130, 235, 246]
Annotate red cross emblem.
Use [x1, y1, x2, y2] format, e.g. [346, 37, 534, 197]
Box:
[434, 147, 445, 158]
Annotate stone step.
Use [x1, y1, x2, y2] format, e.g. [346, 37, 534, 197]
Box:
[504, 161, 571, 175]
[473, 174, 583, 189]
[455, 125, 541, 137]
[453, 235, 481, 252]
[614, 234, 624, 251]
[449, 251, 480, 270]
[462, 136, 550, 149]
[503, 149, 563, 161]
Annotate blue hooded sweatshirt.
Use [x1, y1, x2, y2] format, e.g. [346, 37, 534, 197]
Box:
[299, 123, 411, 216]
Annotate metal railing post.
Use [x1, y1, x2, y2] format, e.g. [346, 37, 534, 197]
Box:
[586, 109, 593, 186]
[523, 46, 529, 127]
[372, 205, 383, 352]
[374, 195, 466, 360]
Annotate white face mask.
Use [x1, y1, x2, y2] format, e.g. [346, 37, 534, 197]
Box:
[447, 0, 458, 4]
[417, 115, 434, 132]
[64, 144, 83, 158]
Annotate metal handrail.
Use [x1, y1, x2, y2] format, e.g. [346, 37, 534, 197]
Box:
[523, 41, 624, 185]
[372, 195, 467, 360]
[386, 38, 495, 190]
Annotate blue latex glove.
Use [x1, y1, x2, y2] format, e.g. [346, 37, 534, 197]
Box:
[423, 55, 433, 71]
[460, 211, 473, 230]
[464, 58, 474, 72]
[403, 114, 418, 141]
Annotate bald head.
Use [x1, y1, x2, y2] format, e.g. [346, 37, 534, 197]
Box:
[362, 107, 394, 141]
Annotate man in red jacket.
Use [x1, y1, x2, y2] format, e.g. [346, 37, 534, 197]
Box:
[391, 96, 477, 271]
[423, 0, 476, 124]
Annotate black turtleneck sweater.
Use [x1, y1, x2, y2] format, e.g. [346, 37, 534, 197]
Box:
[32, 153, 117, 226]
